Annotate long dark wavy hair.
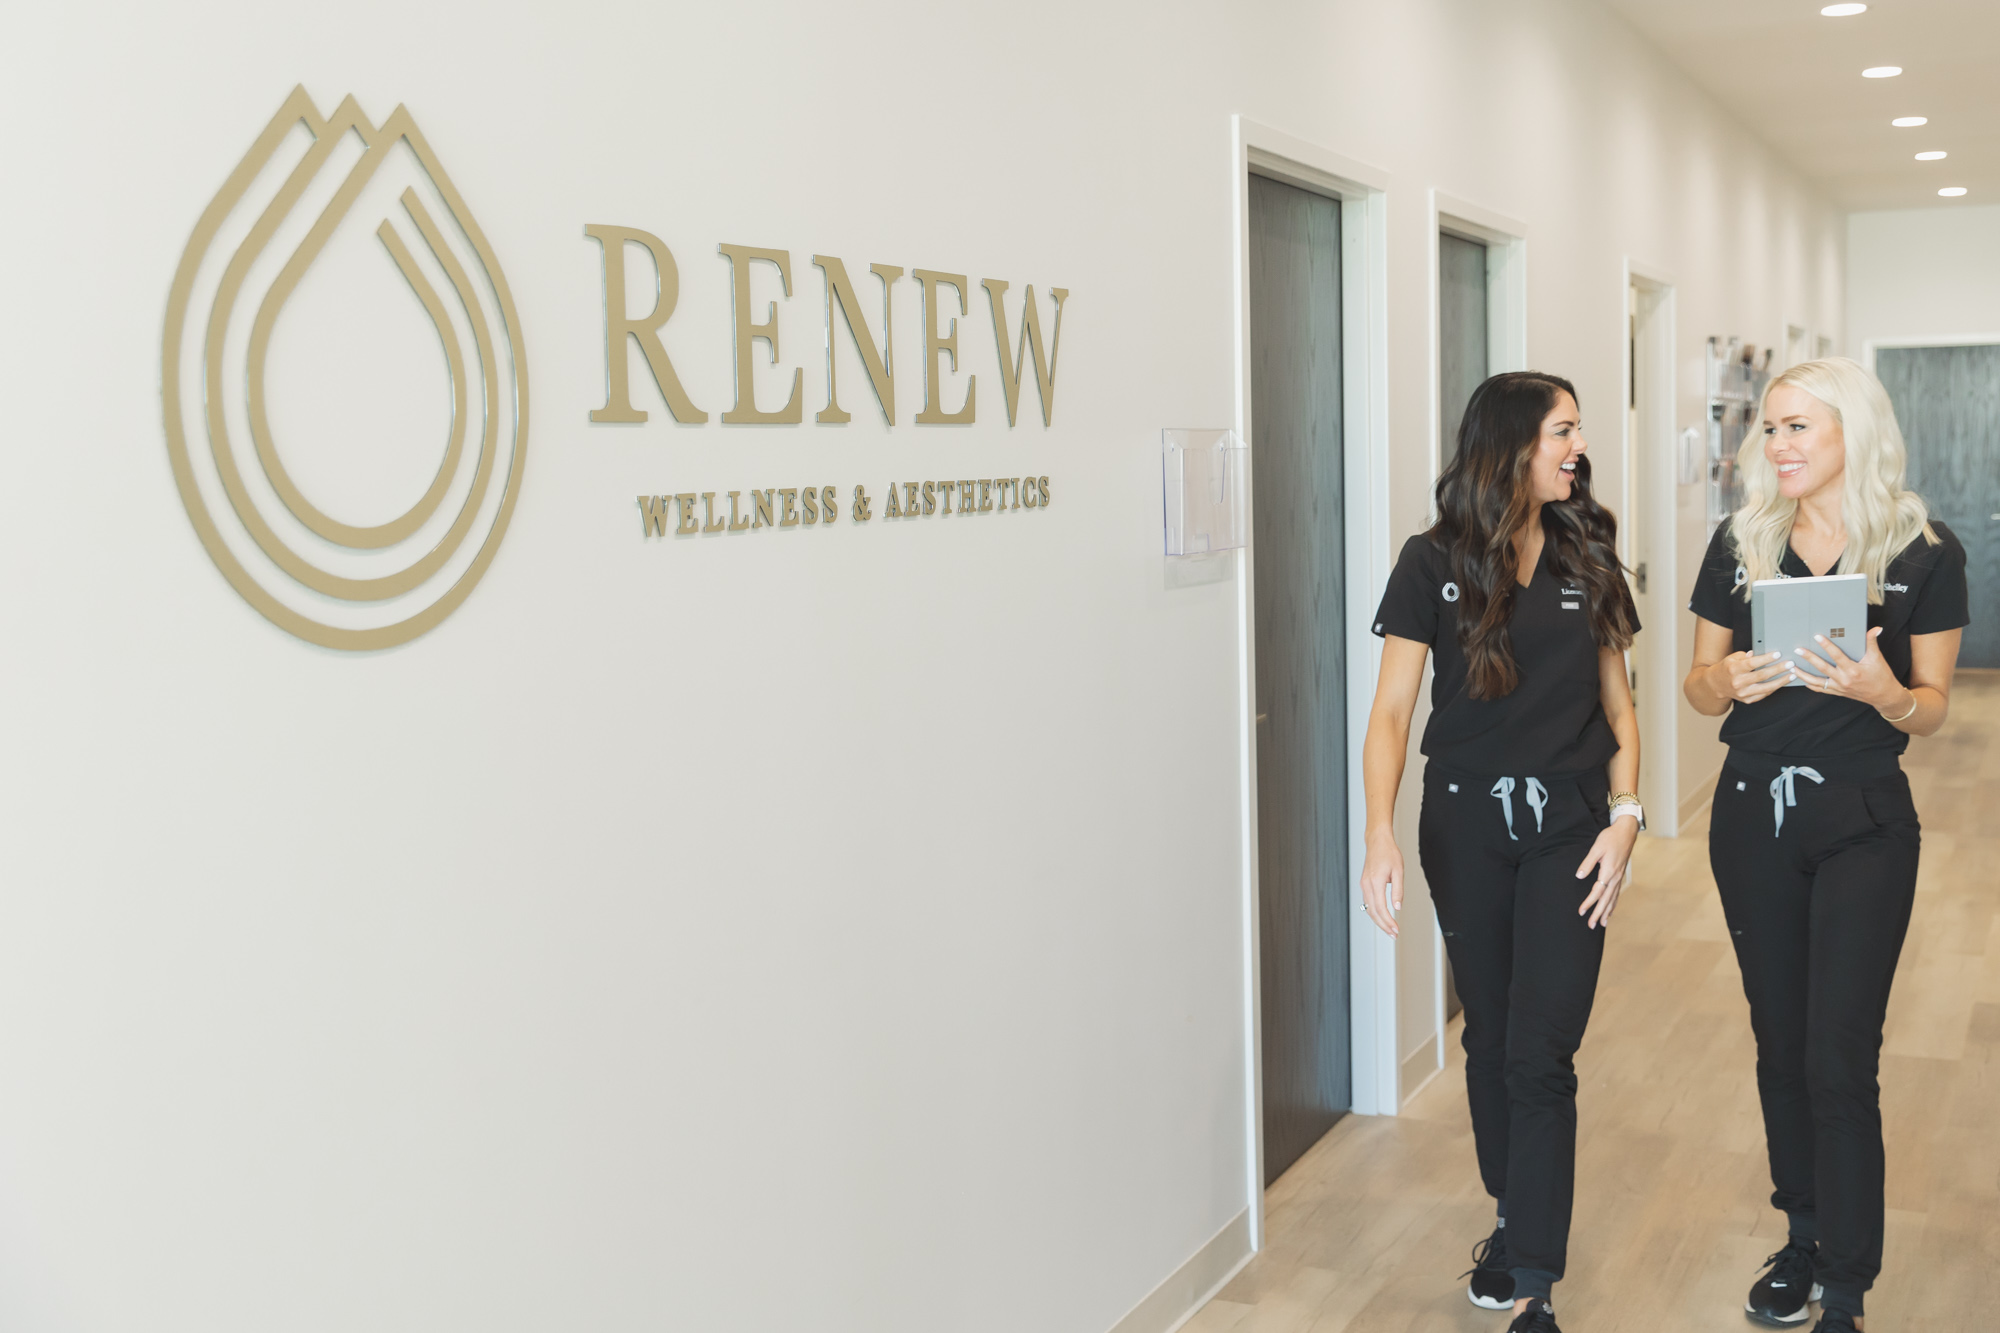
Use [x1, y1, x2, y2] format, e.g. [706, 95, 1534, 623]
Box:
[1429, 371, 1637, 699]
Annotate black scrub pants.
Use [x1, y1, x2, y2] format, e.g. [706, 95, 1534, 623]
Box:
[1419, 764, 1611, 1305]
[1710, 751, 1921, 1321]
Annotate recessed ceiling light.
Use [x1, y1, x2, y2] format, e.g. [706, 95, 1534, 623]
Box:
[1915, 151, 1948, 161]
[1863, 66, 1903, 78]
[1892, 116, 1928, 127]
[1939, 187, 1969, 197]
[1821, 3, 1866, 14]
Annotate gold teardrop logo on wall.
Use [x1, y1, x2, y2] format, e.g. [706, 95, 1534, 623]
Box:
[162, 87, 528, 650]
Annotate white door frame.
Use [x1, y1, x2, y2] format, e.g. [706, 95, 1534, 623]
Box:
[1427, 192, 1530, 486]
[1862, 332, 2000, 369]
[1230, 116, 1394, 1245]
[1781, 319, 1809, 371]
[1623, 258, 1678, 834]
[1419, 191, 1529, 1075]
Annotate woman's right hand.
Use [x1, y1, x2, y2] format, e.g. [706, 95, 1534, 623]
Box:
[1707, 650, 1791, 705]
[1359, 828, 1403, 938]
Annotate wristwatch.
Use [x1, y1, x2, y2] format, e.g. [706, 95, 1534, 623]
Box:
[1609, 791, 1646, 831]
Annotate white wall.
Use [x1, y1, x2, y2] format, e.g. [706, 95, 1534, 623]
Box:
[0, 3, 1839, 1332]
[1850, 204, 2000, 354]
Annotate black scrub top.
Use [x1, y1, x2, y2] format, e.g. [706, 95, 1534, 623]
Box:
[1689, 520, 1969, 759]
[1372, 532, 1635, 777]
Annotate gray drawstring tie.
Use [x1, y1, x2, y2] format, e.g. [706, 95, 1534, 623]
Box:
[1489, 776, 1550, 841]
[1769, 766, 1824, 837]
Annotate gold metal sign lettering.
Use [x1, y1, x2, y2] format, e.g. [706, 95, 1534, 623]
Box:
[162, 87, 528, 650]
[586, 224, 706, 424]
[813, 256, 900, 425]
[635, 477, 1051, 536]
[719, 244, 804, 424]
[591, 230, 1066, 431]
[911, 269, 976, 425]
[982, 281, 1067, 426]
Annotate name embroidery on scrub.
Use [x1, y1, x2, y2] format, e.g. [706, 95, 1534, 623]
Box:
[1561, 586, 1583, 610]
[1884, 582, 1909, 594]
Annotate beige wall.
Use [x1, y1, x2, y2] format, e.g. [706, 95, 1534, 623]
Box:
[1849, 203, 2000, 352]
[0, 1, 1841, 1331]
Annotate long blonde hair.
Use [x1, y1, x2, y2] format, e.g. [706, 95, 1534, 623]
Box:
[1730, 356, 1935, 603]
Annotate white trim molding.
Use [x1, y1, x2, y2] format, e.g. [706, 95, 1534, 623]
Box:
[1780, 319, 1810, 371]
[1862, 333, 2000, 369]
[1104, 1209, 1253, 1333]
[1623, 257, 1679, 835]
[1230, 120, 1399, 1262]
[1419, 190, 1529, 1061]
[1429, 190, 1529, 485]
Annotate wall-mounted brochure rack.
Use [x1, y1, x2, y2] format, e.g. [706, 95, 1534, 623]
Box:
[1162, 429, 1246, 556]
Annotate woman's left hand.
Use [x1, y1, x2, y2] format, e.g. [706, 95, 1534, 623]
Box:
[1792, 626, 1904, 710]
[1575, 817, 1639, 930]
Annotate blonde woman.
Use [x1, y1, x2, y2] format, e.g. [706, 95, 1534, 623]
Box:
[1683, 358, 1968, 1333]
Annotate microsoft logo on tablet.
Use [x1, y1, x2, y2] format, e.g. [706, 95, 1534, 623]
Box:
[162, 87, 527, 651]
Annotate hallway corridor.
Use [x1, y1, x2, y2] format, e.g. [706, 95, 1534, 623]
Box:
[1193, 672, 2000, 1332]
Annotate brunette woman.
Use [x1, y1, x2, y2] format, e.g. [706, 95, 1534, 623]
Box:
[1685, 358, 1966, 1333]
[1359, 372, 1642, 1333]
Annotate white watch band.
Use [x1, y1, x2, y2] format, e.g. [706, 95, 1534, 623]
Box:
[1610, 802, 1644, 828]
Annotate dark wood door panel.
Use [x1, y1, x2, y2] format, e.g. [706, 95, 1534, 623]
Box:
[1249, 173, 1350, 1184]
[1878, 345, 2000, 668]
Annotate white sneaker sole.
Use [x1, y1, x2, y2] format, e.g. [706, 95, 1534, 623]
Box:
[1468, 1287, 1513, 1311]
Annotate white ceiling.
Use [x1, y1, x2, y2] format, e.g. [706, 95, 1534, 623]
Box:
[1598, 0, 2000, 211]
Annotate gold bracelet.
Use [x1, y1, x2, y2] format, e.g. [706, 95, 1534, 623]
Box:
[1882, 690, 1919, 724]
[1609, 791, 1640, 807]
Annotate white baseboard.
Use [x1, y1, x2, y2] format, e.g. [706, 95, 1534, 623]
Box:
[1105, 1207, 1253, 1333]
[1678, 765, 1720, 832]
[1399, 1032, 1441, 1106]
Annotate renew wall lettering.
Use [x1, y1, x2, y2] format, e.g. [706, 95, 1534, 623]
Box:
[586, 226, 1068, 429]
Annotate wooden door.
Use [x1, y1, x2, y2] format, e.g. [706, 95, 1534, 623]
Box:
[1249, 173, 1349, 1183]
[1439, 232, 1489, 464]
[1877, 345, 2000, 668]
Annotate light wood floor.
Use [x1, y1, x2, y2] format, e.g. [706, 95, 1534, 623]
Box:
[1191, 671, 2000, 1332]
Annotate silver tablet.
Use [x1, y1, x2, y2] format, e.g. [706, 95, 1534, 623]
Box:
[1751, 573, 1869, 686]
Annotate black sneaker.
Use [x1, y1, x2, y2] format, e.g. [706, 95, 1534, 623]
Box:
[1808, 1315, 1858, 1332]
[1746, 1238, 1822, 1326]
[1461, 1225, 1513, 1309]
[1507, 1300, 1560, 1332]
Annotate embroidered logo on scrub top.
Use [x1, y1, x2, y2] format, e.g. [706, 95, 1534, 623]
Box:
[1734, 565, 1748, 588]
[1884, 582, 1908, 594]
[1442, 582, 1460, 602]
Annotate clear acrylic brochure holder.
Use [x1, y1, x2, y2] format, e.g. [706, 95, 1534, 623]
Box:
[1162, 428, 1246, 556]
